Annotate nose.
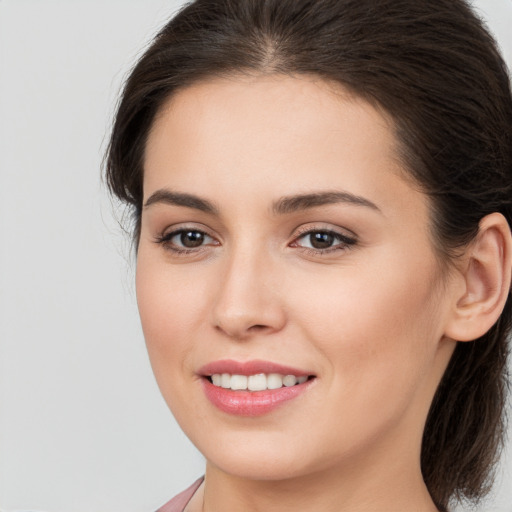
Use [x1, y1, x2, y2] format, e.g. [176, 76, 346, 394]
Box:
[211, 246, 287, 340]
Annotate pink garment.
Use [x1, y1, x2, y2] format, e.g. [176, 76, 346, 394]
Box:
[156, 477, 204, 512]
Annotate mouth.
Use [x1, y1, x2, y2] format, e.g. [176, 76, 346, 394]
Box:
[199, 360, 316, 416]
[206, 373, 312, 391]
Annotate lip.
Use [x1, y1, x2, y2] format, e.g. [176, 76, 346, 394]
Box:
[199, 359, 315, 417]
[198, 359, 312, 377]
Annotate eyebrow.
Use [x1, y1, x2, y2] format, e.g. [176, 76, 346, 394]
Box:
[272, 191, 381, 215]
[144, 189, 219, 214]
[143, 188, 381, 215]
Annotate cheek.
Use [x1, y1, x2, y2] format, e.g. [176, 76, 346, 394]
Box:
[135, 251, 205, 389]
[288, 251, 443, 407]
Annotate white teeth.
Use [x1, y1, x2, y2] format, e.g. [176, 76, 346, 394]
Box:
[221, 373, 231, 388]
[248, 373, 267, 391]
[283, 375, 297, 387]
[210, 373, 309, 391]
[267, 373, 283, 389]
[230, 374, 248, 390]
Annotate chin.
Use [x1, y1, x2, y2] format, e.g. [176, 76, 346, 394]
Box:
[194, 428, 341, 482]
[208, 452, 314, 481]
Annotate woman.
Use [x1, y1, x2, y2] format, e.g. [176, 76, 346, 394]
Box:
[105, 0, 512, 510]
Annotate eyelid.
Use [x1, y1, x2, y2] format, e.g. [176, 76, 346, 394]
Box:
[292, 224, 357, 242]
[157, 222, 217, 240]
[170, 229, 215, 246]
[289, 225, 358, 254]
[153, 222, 357, 256]
[154, 224, 220, 254]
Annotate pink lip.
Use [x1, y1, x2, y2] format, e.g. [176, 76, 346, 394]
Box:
[198, 359, 315, 417]
[198, 359, 311, 377]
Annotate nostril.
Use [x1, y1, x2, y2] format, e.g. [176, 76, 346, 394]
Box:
[248, 324, 269, 331]
[213, 303, 287, 339]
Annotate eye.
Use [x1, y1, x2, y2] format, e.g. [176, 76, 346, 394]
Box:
[173, 230, 210, 248]
[291, 229, 356, 253]
[155, 228, 218, 253]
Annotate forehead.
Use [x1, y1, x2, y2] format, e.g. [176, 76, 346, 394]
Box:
[143, 74, 426, 223]
[148, 74, 395, 142]
[145, 75, 399, 181]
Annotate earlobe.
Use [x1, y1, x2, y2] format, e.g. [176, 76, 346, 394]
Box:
[444, 213, 512, 342]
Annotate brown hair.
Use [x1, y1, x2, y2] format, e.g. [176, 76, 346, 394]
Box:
[105, 0, 512, 509]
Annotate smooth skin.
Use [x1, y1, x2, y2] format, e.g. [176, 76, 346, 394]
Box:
[137, 74, 512, 512]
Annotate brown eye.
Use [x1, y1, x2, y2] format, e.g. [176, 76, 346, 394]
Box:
[156, 228, 217, 252]
[179, 230, 205, 248]
[309, 232, 335, 249]
[293, 229, 357, 253]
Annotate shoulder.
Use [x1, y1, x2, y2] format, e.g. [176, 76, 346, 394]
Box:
[155, 477, 204, 512]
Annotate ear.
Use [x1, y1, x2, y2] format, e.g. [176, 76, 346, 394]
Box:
[444, 213, 512, 342]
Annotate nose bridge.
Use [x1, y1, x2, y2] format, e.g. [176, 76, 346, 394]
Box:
[212, 236, 285, 339]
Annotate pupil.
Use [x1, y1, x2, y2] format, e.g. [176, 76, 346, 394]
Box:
[311, 232, 334, 249]
[181, 231, 204, 248]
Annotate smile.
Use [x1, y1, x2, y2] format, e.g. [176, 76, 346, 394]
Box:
[209, 373, 309, 391]
[199, 360, 316, 416]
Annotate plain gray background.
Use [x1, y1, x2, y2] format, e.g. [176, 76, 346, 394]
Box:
[0, 1, 511, 511]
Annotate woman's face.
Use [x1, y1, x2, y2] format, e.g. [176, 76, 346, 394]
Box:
[137, 75, 456, 481]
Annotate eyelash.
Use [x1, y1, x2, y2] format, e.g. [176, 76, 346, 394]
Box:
[291, 227, 357, 255]
[154, 228, 217, 256]
[154, 226, 357, 256]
